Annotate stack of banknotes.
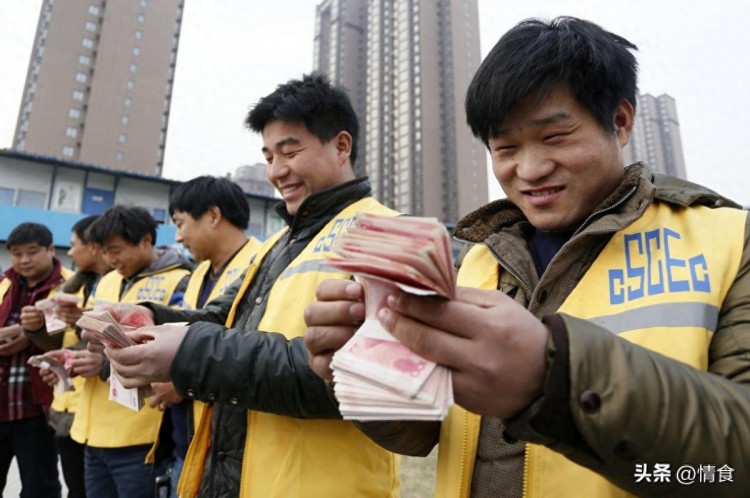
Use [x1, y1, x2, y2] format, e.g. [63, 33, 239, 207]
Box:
[76, 310, 153, 411]
[28, 350, 75, 394]
[327, 213, 455, 421]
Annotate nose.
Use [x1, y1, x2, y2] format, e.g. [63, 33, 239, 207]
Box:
[515, 147, 555, 182]
[175, 230, 183, 243]
[266, 157, 290, 184]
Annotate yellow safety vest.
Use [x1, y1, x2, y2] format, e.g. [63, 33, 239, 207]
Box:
[70, 266, 189, 448]
[50, 268, 87, 415]
[182, 238, 262, 430]
[179, 197, 402, 498]
[436, 203, 747, 497]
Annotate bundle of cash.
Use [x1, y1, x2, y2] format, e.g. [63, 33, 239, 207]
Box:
[76, 310, 153, 410]
[28, 350, 75, 394]
[327, 214, 455, 421]
[34, 298, 68, 334]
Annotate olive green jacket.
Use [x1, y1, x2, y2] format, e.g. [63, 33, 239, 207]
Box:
[360, 163, 750, 497]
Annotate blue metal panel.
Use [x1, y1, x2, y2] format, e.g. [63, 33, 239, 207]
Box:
[0, 205, 177, 249]
[0, 205, 85, 246]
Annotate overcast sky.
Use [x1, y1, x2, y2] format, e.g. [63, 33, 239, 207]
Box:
[1, 0, 748, 205]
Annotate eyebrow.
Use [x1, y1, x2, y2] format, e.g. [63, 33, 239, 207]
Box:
[497, 111, 573, 136]
[261, 137, 301, 154]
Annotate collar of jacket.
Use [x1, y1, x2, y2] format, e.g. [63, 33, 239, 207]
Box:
[123, 246, 192, 287]
[274, 177, 372, 234]
[454, 162, 740, 245]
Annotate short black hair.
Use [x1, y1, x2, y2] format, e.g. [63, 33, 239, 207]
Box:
[6, 222, 53, 249]
[169, 176, 249, 230]
[465, 16, 638, 146]
[88, 205, 158, 246]
[72, 215, 99, 244]
[245, 73, 360, 166]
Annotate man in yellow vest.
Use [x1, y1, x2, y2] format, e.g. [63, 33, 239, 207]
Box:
[305, 17, 750, 498]
[148, 175, 261, 498]
[100, 74, 401, 498]
[25, 215, 111, 498]
[0, 222, 67, 497]
[70, 206, 191, 498]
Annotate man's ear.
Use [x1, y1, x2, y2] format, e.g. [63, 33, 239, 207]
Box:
[334, 131, 353, 165]
[614, 99, 635, 148]
[140, 232, 153, 247]
[207, 206, 222, 227]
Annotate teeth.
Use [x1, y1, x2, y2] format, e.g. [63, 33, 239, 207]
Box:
[529, 188, 560, 197]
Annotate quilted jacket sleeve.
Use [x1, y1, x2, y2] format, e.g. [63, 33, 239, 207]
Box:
[169, 321, 342, 419]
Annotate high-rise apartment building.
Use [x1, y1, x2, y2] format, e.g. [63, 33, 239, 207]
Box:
[314, 0, 487, 223]
[13, 0, 184, 176]
[624, 93, 687, 179]
[314, 0, 368, 178]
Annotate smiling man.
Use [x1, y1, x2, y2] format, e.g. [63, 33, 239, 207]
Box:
[101, 74, 401, 498]
[70, 206, 192, 498]
[304, 16, 750, 497]
[0, 222, 67, 497]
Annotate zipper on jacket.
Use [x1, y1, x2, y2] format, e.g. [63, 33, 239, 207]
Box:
[454, 234, 534, 298]
[572, 185, 638, 237]
[458, 415, 469, 497]
[522, 444, 530, 498]
[238, 410, 252, 497]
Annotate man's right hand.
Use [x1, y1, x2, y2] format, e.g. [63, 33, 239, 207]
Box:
[303, 279, 366, 381]
[80, 303, 154, 353]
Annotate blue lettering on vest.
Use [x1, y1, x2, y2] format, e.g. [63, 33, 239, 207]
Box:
[313, 216, 356, 253]
[608, 228, 710, 304]
[135, 275, 167, 303]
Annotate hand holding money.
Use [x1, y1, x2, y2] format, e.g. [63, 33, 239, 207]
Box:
[325, 214, 456, 421]
[28, 349, 75, 394]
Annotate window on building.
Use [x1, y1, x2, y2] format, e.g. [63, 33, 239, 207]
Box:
[17, 190, 46, 209]
[78, 54, 91, 65]
[75, 71, 88, 83]
[88, 5, 100, 16]
[121, 115, 129, 126]
[65, 126, 78, 138]
[62, 145, 75, 157]
[129, 63, 138, 73]
[124, 97, 132, 108]
[132, 46, 141, 56]
[68, 108, 81, 119]
[126, 80, 135, 90]
[116, 151, 124, 162]
[72, 90, 85, 101]
[82, 37, 94, 49]
[135, 29, 143, 40]
[85, 21, 97, 32]
[0, 187, 14, 205]
[118, 133, 127, 144]
[140, 0, 148, 7]
[137, 14, 145, 23]
[152, 208, 166, 223]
